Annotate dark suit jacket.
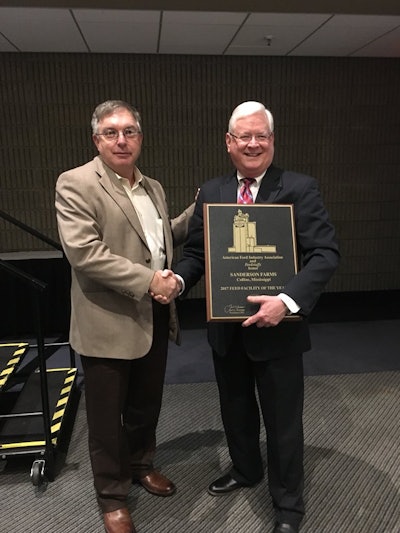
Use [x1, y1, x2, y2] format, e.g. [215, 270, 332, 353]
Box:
[175, 165, 340, 361]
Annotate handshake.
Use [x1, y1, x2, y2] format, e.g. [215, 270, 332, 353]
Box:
[148, 269, 182, 304]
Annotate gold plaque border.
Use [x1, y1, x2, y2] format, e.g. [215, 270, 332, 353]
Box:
[204, 203, 299, 322]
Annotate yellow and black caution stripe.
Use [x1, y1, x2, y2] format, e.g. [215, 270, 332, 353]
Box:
[0, 439, 53, 450]
[0, 342, 29, 391]
[48, 367, 77, 444]
[0, 367, 78, 452]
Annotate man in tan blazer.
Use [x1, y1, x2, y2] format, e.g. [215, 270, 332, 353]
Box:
[55, 100, 194, 533]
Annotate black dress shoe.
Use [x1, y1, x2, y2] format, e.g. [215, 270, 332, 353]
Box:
[272, 522, 299, 533]
[207, 473, 250, 496]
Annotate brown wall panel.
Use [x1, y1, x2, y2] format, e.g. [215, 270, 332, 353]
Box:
[1, 52, 399, 295]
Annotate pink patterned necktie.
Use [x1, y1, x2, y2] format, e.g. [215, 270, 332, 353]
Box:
[238, 178, 256, 204]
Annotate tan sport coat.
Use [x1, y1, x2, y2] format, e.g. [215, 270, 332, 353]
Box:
[55, 156, 194, 360]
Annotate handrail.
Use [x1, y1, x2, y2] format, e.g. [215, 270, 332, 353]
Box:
[0, 258, 47, 291]
[0, 209, 73, 481]
[0, 208, 63, 251]
[0, 257, 55, 478]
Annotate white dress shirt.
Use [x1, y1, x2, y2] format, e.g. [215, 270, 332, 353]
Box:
[118, 171, 166, 271]
[236, 172, 300, 314]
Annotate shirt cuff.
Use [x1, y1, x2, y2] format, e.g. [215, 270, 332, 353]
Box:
[175, 274, 185, 296]
[278, 293, 300, 314]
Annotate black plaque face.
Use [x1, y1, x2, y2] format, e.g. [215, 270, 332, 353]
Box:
[204, 203, 298, 322]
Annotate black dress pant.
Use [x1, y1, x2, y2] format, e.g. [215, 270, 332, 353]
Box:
[212, 326, 305, 527]
[81, 302, 170, 513]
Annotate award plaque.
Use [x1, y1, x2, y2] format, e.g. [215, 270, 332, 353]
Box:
[204, 203, 298, 322]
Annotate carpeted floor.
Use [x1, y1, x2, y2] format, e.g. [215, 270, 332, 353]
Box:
[1, 371, 399, 532]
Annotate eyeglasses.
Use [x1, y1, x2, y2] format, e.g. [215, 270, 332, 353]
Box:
[229, 132, 273, 144]
[96, 127, 142, 141]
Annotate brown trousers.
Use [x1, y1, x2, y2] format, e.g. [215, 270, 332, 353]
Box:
[81, 302, 170, 512]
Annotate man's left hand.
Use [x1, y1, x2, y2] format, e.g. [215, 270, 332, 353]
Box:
[242, 295, 287, 328]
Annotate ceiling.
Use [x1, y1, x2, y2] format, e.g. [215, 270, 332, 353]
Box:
[0, 3, 400, 57]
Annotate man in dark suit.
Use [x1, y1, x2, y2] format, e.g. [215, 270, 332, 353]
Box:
[173, 101, 340, 533]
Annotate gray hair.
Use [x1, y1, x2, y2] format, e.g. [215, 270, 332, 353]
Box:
[228, 101, 274, 133]
[91, 100, 142, 134]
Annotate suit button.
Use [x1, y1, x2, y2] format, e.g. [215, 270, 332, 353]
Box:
[145, 258, 151, 264]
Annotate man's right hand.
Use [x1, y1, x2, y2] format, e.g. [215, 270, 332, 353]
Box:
[149, 270, 181, 304]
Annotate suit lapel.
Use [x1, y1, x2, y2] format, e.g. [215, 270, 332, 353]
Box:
[220, 172, 239, 202]
[142, 177, 175, 264]
[95, 158, 148, 247]
[219, 167, 283, 204]
[256, 165, 283, 203]
[141, 177, 166, 224]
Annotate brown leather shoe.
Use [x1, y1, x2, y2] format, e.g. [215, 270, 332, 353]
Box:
[103, 508, 136, 533]
[138, 470, 176, 497]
